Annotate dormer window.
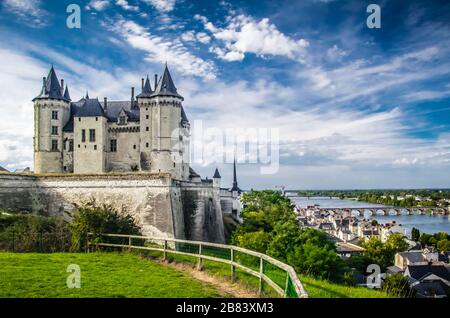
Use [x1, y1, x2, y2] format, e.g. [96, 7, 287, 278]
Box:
[119, 116, 126, 125]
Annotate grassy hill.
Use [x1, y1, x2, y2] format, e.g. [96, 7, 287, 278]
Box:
[0, 252, 223, 298]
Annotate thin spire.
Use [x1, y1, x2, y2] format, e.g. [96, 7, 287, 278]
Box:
[137, 74, 154, 98]
[85, 91, 89, 99]
[231, 153, 240, 192]
[64, 85, 71, 101]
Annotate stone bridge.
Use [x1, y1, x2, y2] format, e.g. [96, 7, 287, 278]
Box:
[296, 206, 449, 216]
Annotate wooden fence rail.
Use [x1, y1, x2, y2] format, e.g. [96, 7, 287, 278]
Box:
[87, 233, 308, 298]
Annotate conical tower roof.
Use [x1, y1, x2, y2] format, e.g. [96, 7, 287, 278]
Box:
[64, 85, 71, 101]
[151, 64, 183, 100]
[213, 168, 221, 178]
[137, 75, 153, 98]
[33, 65, 69, 101]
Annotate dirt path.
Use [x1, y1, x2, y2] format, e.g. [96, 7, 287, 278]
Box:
[158, 260, 259, 298]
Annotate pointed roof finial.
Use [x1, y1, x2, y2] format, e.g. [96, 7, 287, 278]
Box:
[231, 150, 241, 193]
[137, 74, 154, 98]
[85, 91, 89, 99]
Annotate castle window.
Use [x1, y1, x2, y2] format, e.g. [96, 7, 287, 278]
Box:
[81, 129, 86, 142]
[89, 129, 96, 142]
[133, 145, 136, 149]
[78, 118, 81, 122]
[146, 115, 149, 119]
[51, 126, 58, 135]
[110, 139, 117, 152]
[69, 140, 73, 152]
[95, 117, 98, 121]
[51, 111, 58, 120]
[173, 162, 176, 168]
[94, 145, 97, 150]
[146, 142, 149, 148]
[51, 140, 58, 151]
[146, 126, 149, 131]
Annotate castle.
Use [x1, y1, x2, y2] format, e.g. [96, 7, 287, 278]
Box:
[33, 64, 190, 178]
[0, 64, 242, 243]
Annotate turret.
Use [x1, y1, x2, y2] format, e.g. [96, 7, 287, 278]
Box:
[213, 168, 221, 188]
[32, 65, 71, 173]
[138, 64, 185, 179]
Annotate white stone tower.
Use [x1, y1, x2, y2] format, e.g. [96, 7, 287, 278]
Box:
[137, 64, 186, 179]
[33, 66, 71, 173]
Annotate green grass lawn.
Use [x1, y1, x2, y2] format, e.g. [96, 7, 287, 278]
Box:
[0, 252, 223, 298]
[299, 275, 389, 298]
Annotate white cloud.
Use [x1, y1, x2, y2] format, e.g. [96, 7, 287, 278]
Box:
[108, 19, 216, 79]
[180, 31, 195, 42]
[196, 32, 211, 44]
[116, 0, 139, 11]
[326, 44, 348, 62]
[2, 0, 48, 27]
[141, 0, 175, 13]
[86, 0, 111, 11]
[196, 14, 309, 62]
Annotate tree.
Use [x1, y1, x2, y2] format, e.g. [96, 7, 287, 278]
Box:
[411, 227, 420, 242]
[70, 201, 141, 251]
[437, 239, 450, 253]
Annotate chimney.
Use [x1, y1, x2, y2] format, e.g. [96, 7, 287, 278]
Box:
[104, 97, 107, 112]
[131, 87, 135, 108]
[154, 74, 158, 90]
[60, 79, 64, 94]
[141, 78, 144, 91]
[42, 77, 46, 91]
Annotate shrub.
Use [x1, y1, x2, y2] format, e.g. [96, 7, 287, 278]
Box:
[0, 213, 70, 252]
[382, 274, 415, 298]
[70, 201, 141, 252]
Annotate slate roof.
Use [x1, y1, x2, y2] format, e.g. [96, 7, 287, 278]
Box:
[33, 66, 69, 102]
[136, 76, 154, 98]
[412, 280, 449, 298]
[406, 264, 450, 282]
[75, 98, 107, 118]
[189, 167, 200, 178]
[151, 64, 183, 100]
[104, 101, 139, 122]
[64, 85, 71, 101]
[213, 168, 221, 178]
[399, 251, 426, 263]
[181, 106, 189, 123]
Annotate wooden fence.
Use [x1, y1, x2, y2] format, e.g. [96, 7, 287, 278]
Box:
[87, 233, 308, 298]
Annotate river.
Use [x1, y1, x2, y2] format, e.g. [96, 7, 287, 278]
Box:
[291, 196, 450, 234]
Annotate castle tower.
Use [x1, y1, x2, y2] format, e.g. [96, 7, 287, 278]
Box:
[213, 168, 221, 188]
[73, 97, 108, 173]
[138, 64, 185, 179]
[136, 75, 154, 170]
[33, 66, 71, 173]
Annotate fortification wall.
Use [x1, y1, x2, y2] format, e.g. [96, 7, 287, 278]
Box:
[0, 173, 224, 242]
[180, 181, 225, 243]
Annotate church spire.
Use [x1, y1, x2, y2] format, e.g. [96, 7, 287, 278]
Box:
[151, 64, 184, 100]
[231, 155, 241, 192]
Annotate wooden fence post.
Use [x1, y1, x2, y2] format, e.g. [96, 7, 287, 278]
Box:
[258, 256, 264, 296]
[230, 247, 235, 281]
[163, 240, 168, 261]
[86, 233, 89, 253]
[197, 244, 203, 270]
[128, 236, 132, 253]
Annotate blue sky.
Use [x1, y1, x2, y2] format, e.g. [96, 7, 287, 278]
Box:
[0, 0, 449, 189]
